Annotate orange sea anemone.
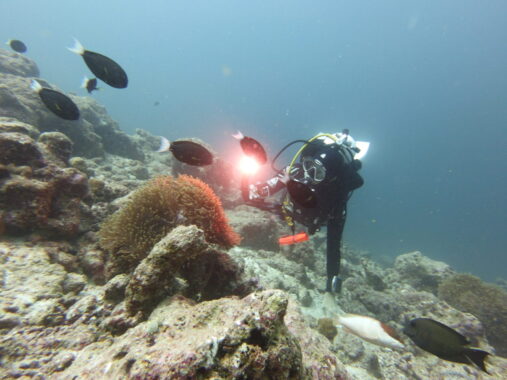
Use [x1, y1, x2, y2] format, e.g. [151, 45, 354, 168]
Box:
[99, 174, 240, 278]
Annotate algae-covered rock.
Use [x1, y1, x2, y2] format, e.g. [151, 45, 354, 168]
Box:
[0, 48, 39, 77]
[38, 131, 73, 166]
[393, 251, 454, 293]
[228, 204, 286, 251]
[0, 131, 44, 167]
[0, 117, 40, 139]
[0, 242, 67, 329]
[0, 70, 143, 160]
[0, 84, 93, 238]
[285, 301, 350, 379]
[125, 225, 207, 316]
[438, 273, 507, 356]
[104, 274, 130, 303]
[0, 164, 89, 237]
[125, 225, 251, 318]
[60, 289, 350, 379]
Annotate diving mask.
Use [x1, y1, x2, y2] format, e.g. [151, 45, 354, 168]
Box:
[302, 157, 326, 184]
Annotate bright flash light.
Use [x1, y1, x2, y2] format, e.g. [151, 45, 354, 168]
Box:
[239, 156, 260, 175]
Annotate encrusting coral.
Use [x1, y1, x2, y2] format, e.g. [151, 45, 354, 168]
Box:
[99, 174, 240, 278]
[438, 273, 507, 356]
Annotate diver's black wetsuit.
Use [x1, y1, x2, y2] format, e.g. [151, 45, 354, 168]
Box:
[243, 135, 364, 293]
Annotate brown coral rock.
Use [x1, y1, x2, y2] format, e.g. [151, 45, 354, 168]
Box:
[0, 117, 40, 138]
[0, 131, 44, 167]
[60, 290, 318, 379]
[0, 48, 39, 77]
[125, 225, 207, 316]
[439, 273, 507, 357]
[38, 132, 73, 166]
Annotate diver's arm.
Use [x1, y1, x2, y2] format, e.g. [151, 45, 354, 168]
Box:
[242, 168, 289, 202]
[326, 203, 347, 292]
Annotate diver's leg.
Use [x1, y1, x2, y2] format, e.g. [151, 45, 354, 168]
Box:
[326, 206, 346, 292]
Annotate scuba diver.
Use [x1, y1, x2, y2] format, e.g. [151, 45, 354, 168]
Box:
[239, 130, 368, 293]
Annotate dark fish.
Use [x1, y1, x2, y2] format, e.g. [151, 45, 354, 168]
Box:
[287, 179, 317, 208]
[233, 131, 267, 165]
[153, 101, 160, 106]
[157, 137, 213, 166]
[31, 80, 80, 121]
[404, 318, 490, 373]
[68, 39, 128, 89]
[81, 76, 99, 93]
[7, 39, 27, 53]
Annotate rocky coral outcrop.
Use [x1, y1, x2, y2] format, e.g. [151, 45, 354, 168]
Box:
[389, 250, 455, 294]
[102, 225, 252, 320]
[439, 273, 507, 357]
[38, 131, 73, 166]
[0, 117, 40, 138]
[0, 242, 69, 328]
[0, 48, 144, 160]
[228, 205, 289, 251]
[60, 290, 350, 379]
[229, 246, 335, 319]
[0, 48, 39, 77]
[0, 121, 90, 237]
[125, 225, 208, 316]
[76, 96, 144, 161]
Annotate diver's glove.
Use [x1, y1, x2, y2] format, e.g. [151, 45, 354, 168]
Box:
[326, 275, 342, 293]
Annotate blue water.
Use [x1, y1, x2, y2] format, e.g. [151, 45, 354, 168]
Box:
[1, 0, 506, 280]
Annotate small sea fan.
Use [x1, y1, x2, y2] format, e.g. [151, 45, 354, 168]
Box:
[99, 175, 240, 278]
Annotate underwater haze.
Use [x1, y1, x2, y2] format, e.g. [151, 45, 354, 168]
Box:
[1, 0, 506, 280]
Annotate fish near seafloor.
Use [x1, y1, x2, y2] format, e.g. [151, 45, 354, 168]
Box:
[81, 76, 99, 94]
[68, 39, 128, 89]
[6, 39, 27, 53]
[404, 318, 490, 373]
[157, 137, 214, 166]
[336, 314, 405, 350]
[30, 80, 80, 121]
[233, 131, 268, 165]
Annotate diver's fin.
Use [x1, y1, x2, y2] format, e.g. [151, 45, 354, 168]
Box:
[68, 38, 84, 55]
[355, 141, 370, 160]
[463, 348, 490, 374]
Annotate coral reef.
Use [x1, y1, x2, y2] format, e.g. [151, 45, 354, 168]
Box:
[391, 251, 454, 294]
[0, 121, 90, 237]
[0, 48, 39, 77]
[438, 273, 507, 356]
[0, 48, 143, 160]
[99, 174, 240, 278]
[125, 225, 206, 316]
[60, 290, 348, 380]
[2, 47, 507, 380]
[228, 204, 288, 251]
[230, 245, 507, 379]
